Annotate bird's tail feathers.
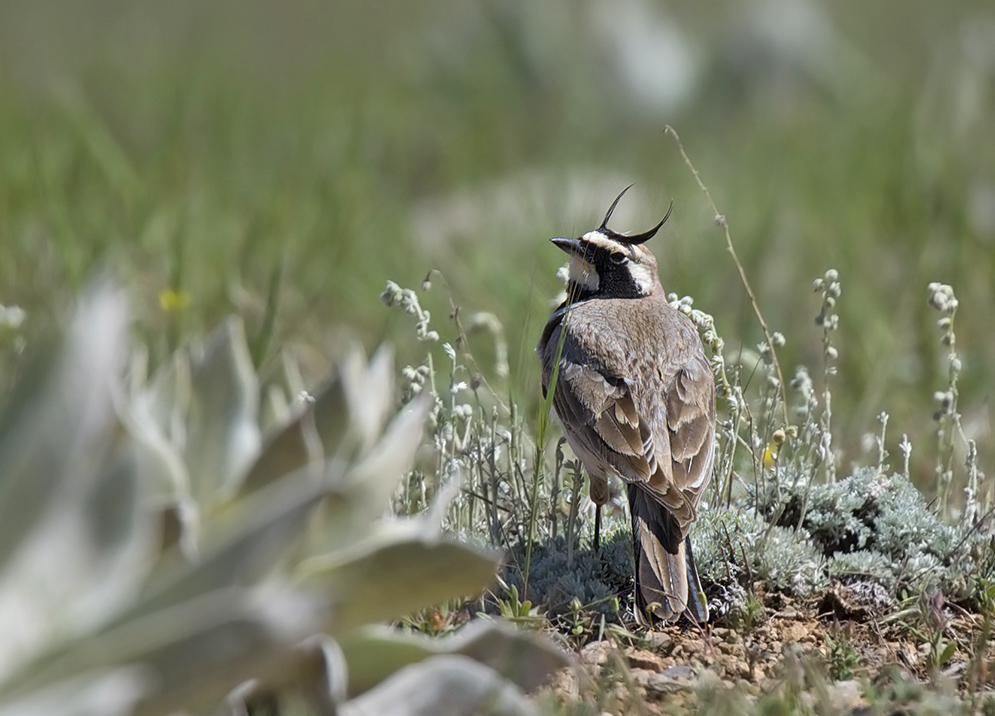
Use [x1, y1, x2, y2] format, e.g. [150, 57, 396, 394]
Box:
[629, 485, 709, 627]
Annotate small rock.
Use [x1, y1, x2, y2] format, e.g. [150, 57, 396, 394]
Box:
[683, 640, 703, 655]
[629, 668, 654, 688]
[625, 648, 666, 671]
[717, 641, 738, 655]
[942, 660, 967, 679]
[829, 679, 864, 710]
[644, 631, 673, 651]
[782, 623, 810, 643]
[580, 640, 613, 667]
[641, 664, 698, 695]
[802, 679, 865, 711]
[662, 664, 696, 680]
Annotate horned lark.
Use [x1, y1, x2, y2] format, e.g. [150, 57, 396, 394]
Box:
[538, 187, 715, 626]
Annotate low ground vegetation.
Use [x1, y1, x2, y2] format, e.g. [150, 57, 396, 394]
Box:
[381, 172, 994, 712]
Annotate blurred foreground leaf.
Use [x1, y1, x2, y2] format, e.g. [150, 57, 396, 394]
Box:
[0, 282, 557, 716]
[339, 620, 571, 697]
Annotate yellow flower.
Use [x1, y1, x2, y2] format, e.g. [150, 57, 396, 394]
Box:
[764, 427, 788, 466]
[159, 288, 191, 312]
[763, 444, 778, 467]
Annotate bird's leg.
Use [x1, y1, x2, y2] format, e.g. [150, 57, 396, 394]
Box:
[594, 503, 602, 552]
[589, 472, 608, 553]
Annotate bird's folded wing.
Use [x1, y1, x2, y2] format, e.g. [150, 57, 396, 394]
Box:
[551, 360, 688, 518]
[664, 350, 715, 500]
[553, 362, 652, 481]
[551, 355, 714, 530]
[640, 352, 715, 531]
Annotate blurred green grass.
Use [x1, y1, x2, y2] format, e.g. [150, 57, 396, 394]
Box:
[1, 0, 993, 491]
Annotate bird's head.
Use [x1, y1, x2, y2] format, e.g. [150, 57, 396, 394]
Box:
[552, 186, 671, 300]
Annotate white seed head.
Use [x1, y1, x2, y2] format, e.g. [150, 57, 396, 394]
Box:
[0, 304, 26, 328]
[380, 280, 404, 307]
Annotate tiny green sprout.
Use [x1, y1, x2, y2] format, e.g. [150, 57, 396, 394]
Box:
[825, 631, 862, 680]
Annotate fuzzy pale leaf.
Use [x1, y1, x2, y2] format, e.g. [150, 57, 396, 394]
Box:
[338, 620, 570, 697]
[299, 532, 500, 632]
[0, 284, 137, 678]
[238, 373, 349, 499]
[185, 318, 261, 504]
[338, 655, 540, 716]
[307, 396, 431, 553]
[3, 587, 321, 716]
[123, 475, 328, 622]
[0, 282, 127, 570]
[340, 344, 395, 455]
[0, 666, 151, 716]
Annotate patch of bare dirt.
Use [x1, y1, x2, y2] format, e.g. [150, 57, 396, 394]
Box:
[544, 591, 995, 714]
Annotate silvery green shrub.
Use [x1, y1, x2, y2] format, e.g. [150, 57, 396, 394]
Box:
[0, 283, 567, 716]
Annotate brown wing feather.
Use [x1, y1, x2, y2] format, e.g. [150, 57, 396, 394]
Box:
[553, 362, 654, 483]
[664, 350, 716, 502]
[540, 316, 652, 481]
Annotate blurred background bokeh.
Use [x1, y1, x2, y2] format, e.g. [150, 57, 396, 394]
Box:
[1, 0, 993, 489]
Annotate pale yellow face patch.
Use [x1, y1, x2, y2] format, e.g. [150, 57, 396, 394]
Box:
[627, 261, 657, 295]
[568, 254, 599, 291]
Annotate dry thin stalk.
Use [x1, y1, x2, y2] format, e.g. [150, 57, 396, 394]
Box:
[665, 125, 789, 428]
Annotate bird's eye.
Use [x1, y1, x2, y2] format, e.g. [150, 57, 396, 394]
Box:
[609, 252, 627, 265]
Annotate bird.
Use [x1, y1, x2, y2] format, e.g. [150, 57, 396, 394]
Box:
[537, 186, 715, 626]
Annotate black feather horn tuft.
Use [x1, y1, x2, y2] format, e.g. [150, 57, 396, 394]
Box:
[599, 187, 673, 246]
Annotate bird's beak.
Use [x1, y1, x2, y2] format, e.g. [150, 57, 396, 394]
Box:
[551, 237, 583, 257]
